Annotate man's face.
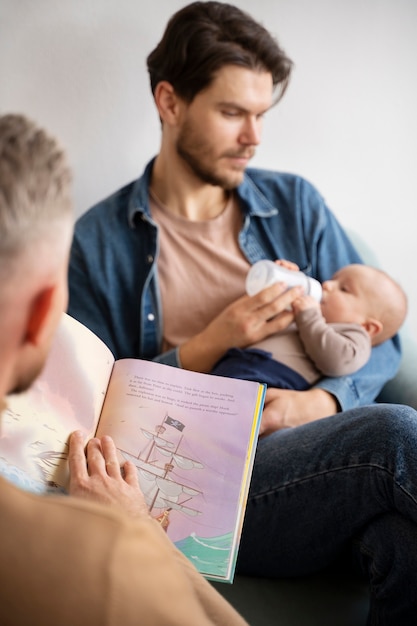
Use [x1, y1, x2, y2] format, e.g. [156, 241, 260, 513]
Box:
[175, 65, 274, 189]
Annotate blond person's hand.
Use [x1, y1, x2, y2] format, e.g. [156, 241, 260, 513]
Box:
[68, 430, 150, 520]
[179, 282, 304, 372]
[259, 388, 339, 436]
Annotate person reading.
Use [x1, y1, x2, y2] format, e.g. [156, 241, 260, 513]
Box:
[0, 113, 247, 626]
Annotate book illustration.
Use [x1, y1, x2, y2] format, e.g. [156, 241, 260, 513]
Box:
[119, 415, 204, 519]
[0, 388, 77, 493]
[0, 316, 114, 492]
[115, 410, 241, 580]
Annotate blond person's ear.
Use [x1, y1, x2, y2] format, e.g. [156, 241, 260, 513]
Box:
[25, 286, 55, 346]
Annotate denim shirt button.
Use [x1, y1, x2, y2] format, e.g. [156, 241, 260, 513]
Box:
[147, 313, 155, 321]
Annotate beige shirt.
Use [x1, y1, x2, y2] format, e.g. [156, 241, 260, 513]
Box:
[150, 192, 249, 351]
[0, 477, 247, 626]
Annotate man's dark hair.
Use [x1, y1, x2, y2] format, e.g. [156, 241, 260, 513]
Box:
[147, 1, 293, 103]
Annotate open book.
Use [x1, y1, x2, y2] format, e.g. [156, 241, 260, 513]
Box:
[0, 313, 265, 583]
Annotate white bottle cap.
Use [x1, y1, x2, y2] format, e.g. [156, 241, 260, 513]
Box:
[306, 279, 322, 302]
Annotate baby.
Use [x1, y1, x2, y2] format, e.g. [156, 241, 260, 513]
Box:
[211, 262, 408, 390]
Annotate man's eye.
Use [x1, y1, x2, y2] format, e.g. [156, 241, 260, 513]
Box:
[222, 110, 240, 117]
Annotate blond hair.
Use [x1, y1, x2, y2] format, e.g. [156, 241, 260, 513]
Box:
[0, 114, 72, 268]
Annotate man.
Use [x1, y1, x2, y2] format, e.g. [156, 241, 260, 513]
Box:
[68, 2, 417, 623]
[68, 1, 399, 427]
[0, 113, 247, 626]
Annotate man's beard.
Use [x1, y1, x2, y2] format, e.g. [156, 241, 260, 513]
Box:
[176, 121, 253, 190]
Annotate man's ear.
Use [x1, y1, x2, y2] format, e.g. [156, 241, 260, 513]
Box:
[154, 81, 183, 125]
[363, 317, 383, 343]
[25, 286, 55, 346]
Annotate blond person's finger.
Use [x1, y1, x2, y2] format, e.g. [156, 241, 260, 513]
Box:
[121, 460, 141, 487]
[100, 434, 123, 478]
[84, 436, 108, 476]
[99, 435, 139, 487]
[67, 430, 89, 482]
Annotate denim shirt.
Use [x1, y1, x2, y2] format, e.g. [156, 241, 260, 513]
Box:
[68, 157, 401, 411]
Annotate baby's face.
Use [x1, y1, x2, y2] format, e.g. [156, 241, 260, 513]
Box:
[320, 265, 374, 325]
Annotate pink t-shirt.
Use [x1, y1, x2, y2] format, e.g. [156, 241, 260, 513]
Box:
[150, 192, 250, 352]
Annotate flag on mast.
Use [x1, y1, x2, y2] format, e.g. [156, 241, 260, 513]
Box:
[164, 415, 185, 431]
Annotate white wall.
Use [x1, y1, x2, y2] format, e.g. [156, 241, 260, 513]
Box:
[2, 0, 417, 336]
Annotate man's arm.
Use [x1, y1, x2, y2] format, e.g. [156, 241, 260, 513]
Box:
[67, 431, 248, 626]
[2, 432, 247, 626]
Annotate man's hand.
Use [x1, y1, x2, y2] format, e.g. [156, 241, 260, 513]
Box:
[180, 282, 304, 372]
[68, 431, 150, 520]
[259, 388, 339, 436]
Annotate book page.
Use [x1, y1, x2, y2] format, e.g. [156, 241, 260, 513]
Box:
[0, 314, 114, 493]
[96, 358, 264, 582]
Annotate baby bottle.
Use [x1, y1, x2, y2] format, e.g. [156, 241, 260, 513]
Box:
[246, 260, 322, 301]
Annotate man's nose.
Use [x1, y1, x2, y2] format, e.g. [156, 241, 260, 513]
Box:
[240, 117, 262, 145]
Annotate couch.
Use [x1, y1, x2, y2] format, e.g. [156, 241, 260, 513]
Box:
[211, 231, 417, 625]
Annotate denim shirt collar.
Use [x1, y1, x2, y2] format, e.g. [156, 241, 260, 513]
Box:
[237, 169, 279, 218]
[127, 158, 279, 226]
[127, 158, 156, 226]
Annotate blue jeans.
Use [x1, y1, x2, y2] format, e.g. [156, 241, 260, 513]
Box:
[211, 347, 310, 390]
[237, 404, 417, 625]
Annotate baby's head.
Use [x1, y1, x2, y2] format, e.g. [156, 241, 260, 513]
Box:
[320, 264, 407, 346]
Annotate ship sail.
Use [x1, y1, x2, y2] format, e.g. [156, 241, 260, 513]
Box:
[140, 428, 175, 449]
[155, 445, 204, 470]
[118, 416, 204, 519]
[161, 499, 201, 517]
[155, 476, 201, 498]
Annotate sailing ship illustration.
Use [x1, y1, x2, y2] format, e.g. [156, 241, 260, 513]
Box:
[119, 413, 205, 529]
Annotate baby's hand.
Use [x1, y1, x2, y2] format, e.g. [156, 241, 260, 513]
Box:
[275, 259, 300, 272]
[292, 294, 320, 314]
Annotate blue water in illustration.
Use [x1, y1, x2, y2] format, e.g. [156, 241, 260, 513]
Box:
[0, 459, 67, 494]
[174, 531, 234, 579]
